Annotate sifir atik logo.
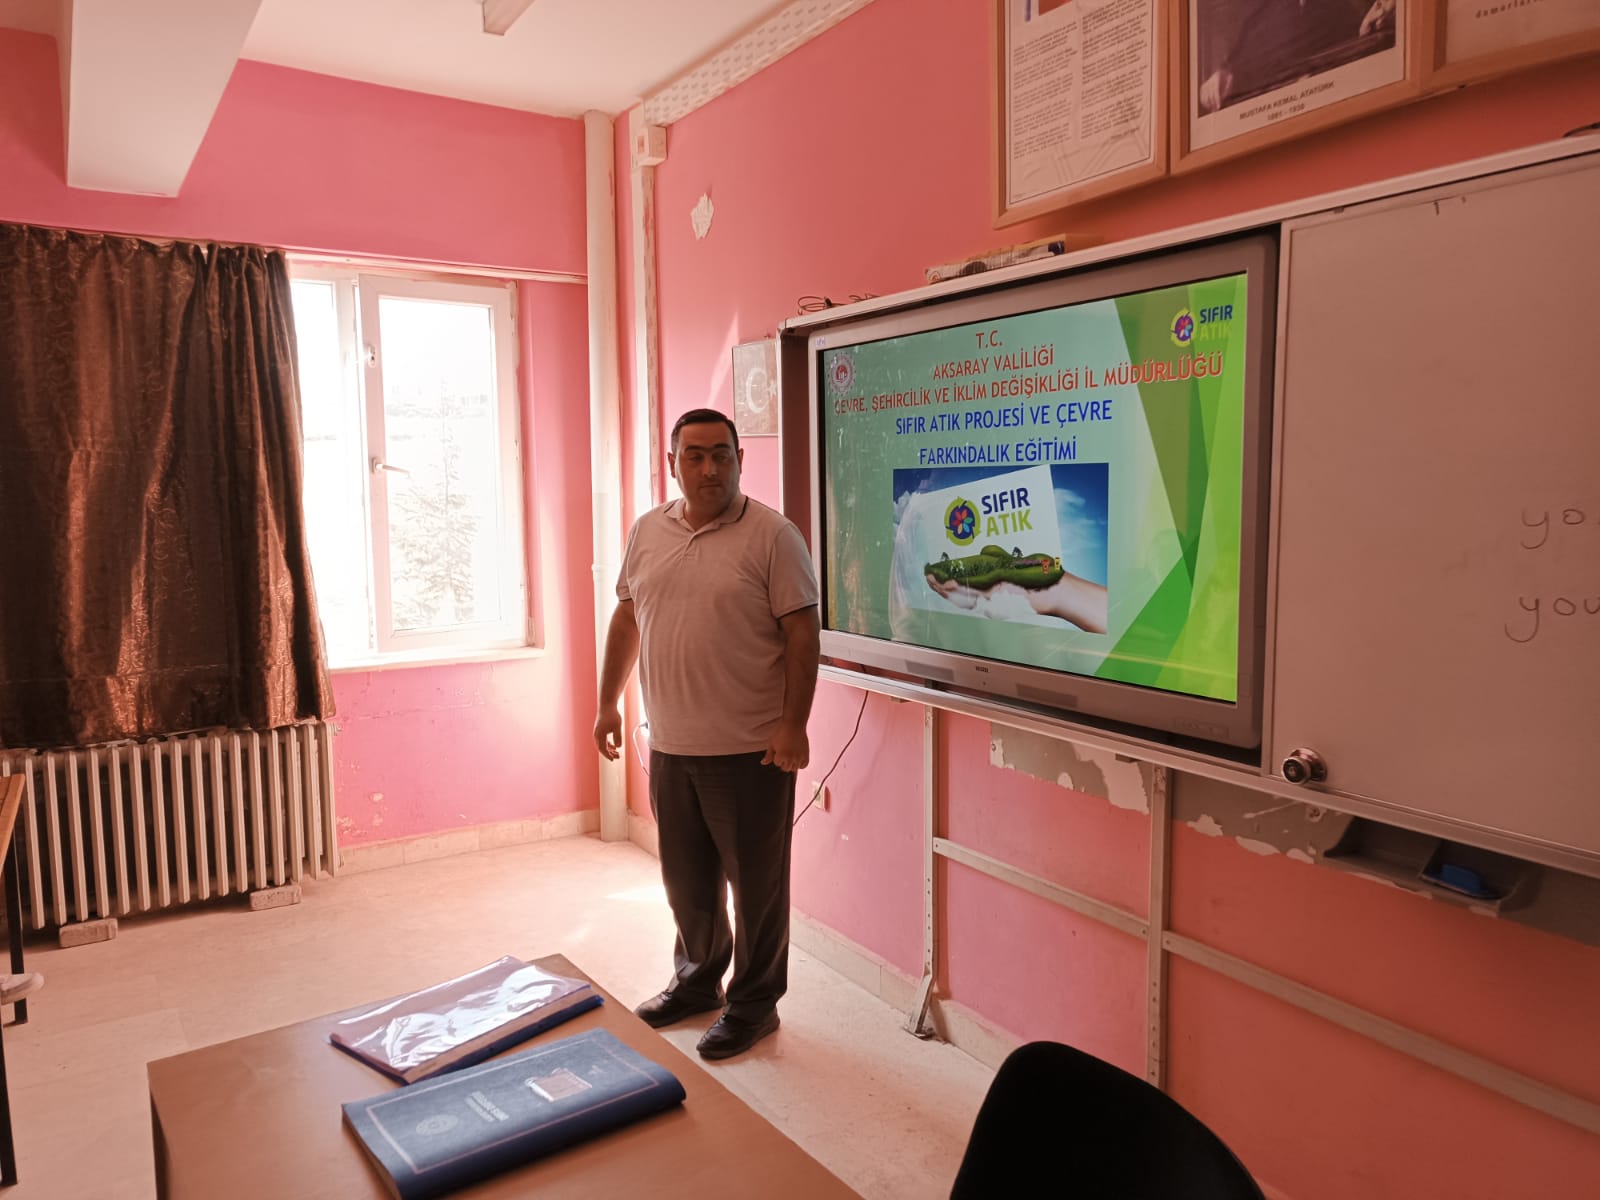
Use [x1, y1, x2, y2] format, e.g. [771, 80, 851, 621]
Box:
[946, 484, 1036, 545]
[1174, 302, 1236, 347]
[944, 497, 977, 545]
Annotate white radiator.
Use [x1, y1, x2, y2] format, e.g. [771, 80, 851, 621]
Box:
[0, 724, 337, 931]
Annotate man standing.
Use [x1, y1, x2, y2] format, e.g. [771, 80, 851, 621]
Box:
[594, 408, 820, 1060]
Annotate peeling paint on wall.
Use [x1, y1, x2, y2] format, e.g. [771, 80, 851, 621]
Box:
[1349, 871, 1414, 893]
[1173, 772, 1351, 864]
[691, 192, 714, 238]
[989, 725, 1153, 813]
[984, 739, 1600, 950]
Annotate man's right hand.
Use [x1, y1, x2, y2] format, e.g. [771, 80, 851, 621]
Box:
[594, 707, 624, 761]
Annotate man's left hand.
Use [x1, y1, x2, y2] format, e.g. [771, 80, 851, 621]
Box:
[762, 723, 810, 772]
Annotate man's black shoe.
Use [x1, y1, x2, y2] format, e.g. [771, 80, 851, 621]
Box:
[633, 989, 724, 1029]
[696, 1010, 780, 1060]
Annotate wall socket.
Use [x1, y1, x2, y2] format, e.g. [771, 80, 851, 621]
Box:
[810, 781, 829, 812]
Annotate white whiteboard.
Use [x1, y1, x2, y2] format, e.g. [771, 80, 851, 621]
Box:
[1269, 153, 1600, 871]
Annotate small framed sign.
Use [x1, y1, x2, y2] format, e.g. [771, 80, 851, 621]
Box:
[731, 339, 779, 438]
[1423, 1, 1600, 90]
[992, 0, 1168, 226]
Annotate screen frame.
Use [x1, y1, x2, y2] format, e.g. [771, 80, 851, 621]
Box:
[806, 232, 1278, 750]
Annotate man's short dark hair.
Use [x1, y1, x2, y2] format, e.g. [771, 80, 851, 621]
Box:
[670, 408, 739, 453]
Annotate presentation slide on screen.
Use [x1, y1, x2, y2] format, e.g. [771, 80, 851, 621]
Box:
[821, 275, 1249, 702]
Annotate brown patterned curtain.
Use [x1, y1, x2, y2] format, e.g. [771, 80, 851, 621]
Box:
[0, 224, 334, 749]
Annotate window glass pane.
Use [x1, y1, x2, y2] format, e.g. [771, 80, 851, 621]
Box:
[376, 295, 505, 634]
[291, 279, 372, 659]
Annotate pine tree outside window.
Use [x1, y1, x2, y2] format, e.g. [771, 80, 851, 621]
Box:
[289, 268, 528, 665]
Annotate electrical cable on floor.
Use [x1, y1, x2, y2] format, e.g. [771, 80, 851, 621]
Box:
[793, 690, 869, 827]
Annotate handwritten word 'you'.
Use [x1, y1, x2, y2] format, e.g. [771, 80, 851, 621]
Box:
[1504, 506, 1598, 645]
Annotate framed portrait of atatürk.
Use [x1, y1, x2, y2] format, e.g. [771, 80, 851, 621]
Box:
[1176, 0, 1423, 172]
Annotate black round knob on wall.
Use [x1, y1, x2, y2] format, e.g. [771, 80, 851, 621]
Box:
[1281, 748, 1327, 785]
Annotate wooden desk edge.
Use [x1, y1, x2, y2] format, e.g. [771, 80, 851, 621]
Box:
[148, 952, 860, 1199]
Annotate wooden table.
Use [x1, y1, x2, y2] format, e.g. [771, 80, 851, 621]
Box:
[147, 954, 859, 1199]
[0, 772, 31, 1187]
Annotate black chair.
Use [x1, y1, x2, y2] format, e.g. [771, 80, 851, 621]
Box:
[951, 1041, 1265, 1200]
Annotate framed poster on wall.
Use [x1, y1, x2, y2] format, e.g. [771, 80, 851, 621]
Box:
[992, 0, 1168, 226]
[1423, 0, 1600, 90]
[1176, 0, 1422, 172]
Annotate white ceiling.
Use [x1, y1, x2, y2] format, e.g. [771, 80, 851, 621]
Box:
[0, 0, 797, 117]
[246, 0, 800, 116]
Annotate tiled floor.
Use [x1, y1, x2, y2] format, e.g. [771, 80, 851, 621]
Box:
[2, 835, 992, 1199]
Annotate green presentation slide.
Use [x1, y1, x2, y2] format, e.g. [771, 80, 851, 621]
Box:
[821, 274, 1249, 702]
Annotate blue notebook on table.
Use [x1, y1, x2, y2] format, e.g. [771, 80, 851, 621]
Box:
[343, 1027, 686, 1200]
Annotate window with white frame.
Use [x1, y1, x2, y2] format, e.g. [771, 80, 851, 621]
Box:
[289, 268, 527, 665]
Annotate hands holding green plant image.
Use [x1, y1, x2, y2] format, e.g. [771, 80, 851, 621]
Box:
[925, 546, 1108, 635]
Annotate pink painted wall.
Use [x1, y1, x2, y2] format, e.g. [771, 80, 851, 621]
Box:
[0, 28, 598, 841]
[791, 685, 926, 971]
[1166, 956, 1600, 1200]
[639, 0, 1600, 1193]
[1169, 826, 1600, 1197]
[0, 32, 584, 272]
[942, 714, 1149, 1072]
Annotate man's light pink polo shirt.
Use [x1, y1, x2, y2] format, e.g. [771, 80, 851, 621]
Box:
[617, 496, 818, 756]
